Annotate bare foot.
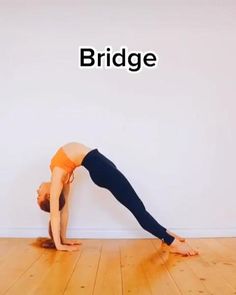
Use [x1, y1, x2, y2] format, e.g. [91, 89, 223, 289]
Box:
[169, 239, 199, 256]
[166, 230, 186, 242]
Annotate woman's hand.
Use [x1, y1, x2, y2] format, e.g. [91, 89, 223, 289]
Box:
[57, 244, 80, 252]
[61, 238, 82, 246]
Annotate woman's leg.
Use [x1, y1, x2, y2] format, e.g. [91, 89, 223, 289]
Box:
[81, 149, 175, 245]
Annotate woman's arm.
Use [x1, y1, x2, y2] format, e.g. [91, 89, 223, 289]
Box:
[49, 168, 64, 249]
[60, 183, 70, 242]
[49, 168, 80, 251]
[60, 183, 82, 245]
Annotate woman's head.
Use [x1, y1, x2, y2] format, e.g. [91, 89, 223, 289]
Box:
[37, 182, 65, 212]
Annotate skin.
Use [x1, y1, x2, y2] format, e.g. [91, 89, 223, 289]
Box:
[37, 182, 82, 250]
[37, 142, 199, 256]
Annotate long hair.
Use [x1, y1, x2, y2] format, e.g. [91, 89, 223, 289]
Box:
[39, 192, 65, 213]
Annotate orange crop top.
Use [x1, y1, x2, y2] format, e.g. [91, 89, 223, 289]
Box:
[50, 147, 77, 183]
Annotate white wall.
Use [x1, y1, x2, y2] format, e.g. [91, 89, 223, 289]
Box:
[0, 0, 236, 239]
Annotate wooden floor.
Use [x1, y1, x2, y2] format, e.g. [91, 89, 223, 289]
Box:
[0, 238, 236, 295]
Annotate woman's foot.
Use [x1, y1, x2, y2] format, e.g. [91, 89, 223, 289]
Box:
[166, 230, 186, 242]
[169, 239, 199, 256]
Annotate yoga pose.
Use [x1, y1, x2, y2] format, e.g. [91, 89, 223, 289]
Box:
[37, 142, 198, 256]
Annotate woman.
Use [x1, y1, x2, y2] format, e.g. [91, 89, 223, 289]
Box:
[37, 142, 198, 255]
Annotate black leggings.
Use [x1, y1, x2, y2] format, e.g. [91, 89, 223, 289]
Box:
[81, 148, 174, 245]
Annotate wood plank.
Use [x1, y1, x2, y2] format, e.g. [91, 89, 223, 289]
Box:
[196, 238, 236, 291]
[207, 238, 236, 263]
[152, 239, 210, 295]
[184, 238, 236, 295]
[0, 238, 44, 295]
[138, 239, 181, 295]
[119, 239, 153, 295]
[4, 249, 54, 295]
[218, 238, 236, 251]
[64, 239, 103, 295]
[2, 238, 236, 295]
[0, 238, 23, 264]
[31, 240, 85, 295]
[4, 242, 81, 295]
[93, 239, 122, 295]
[219, 238, 236, 249]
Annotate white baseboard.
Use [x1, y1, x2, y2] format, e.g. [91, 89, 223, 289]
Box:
[0, 227, 236, 238]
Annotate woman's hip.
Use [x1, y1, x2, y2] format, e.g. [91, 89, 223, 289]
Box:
[81, 148, 117, 170]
